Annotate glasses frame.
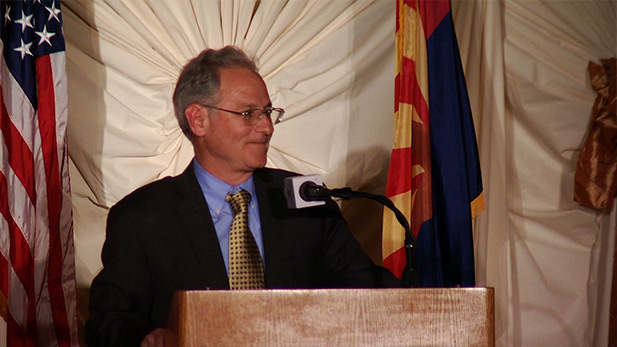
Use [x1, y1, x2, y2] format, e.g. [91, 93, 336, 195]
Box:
[201, 104, 285, 125]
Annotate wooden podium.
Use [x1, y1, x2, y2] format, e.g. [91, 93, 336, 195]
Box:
[168, 288, 494, 347]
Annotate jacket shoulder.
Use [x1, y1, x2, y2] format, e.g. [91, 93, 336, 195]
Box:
[110, 168, 194, 214]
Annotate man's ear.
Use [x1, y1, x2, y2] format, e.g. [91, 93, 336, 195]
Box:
[185, 103, 209, 138]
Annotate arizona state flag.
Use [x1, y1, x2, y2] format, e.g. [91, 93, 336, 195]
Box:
[382, 0, 484, 287]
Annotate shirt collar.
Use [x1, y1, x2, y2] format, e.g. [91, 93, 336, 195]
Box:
[192, 158, 256, 212]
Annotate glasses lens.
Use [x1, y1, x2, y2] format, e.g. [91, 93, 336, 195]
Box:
[244, 108, 284, 124]
[270, 109, 283, 124]
[247, 110, 261, 123]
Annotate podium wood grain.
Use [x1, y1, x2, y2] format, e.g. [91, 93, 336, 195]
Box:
[168, 288, 494, 347]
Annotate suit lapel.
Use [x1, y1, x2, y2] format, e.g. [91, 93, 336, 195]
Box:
[174, 164, 229, 289]
[253, 169, 294, 287]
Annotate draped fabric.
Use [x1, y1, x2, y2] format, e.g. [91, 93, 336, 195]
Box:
[455, 1, 617, 346]
[574, 57, 617, 346]
[50, 0, 617, 346]
[575, 58, 617, 212]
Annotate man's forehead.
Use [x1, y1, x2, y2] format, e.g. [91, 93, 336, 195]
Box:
[219, 66, 262, 80]
[218, 68, 269, 104]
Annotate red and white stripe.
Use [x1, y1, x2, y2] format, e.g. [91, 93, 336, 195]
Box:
[0, 43, 78, 347]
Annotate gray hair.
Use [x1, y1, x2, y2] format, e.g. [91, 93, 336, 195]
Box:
[172, 46, 258, 139]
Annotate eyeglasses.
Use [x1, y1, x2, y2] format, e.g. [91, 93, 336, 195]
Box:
[201, 105, 285, 125]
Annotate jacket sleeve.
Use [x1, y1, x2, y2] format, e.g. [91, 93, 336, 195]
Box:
[319, 199, 401, 288]
[85, 203, 153, 346]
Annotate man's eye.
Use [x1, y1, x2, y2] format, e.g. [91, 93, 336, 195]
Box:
[241, 110, 253, 118]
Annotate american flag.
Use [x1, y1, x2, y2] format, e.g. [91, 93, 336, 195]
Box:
[0, 0, 78, 346]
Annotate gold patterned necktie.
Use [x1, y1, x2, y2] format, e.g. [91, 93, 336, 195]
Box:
[226, 189, 265, 289]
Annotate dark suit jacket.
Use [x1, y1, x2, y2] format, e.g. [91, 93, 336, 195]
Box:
[85, 164, 395, 346]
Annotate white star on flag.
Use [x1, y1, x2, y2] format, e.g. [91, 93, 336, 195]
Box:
[14, 10, 34, 33]
[36, 25, 56, 46]
[46, 2, 61, 22]
[4, 6, 10, 25]
[13, 37, 33, 59]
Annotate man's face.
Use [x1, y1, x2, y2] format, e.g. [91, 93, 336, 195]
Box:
[200, 67, 274, 180]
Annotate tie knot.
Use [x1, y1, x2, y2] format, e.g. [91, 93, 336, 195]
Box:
[226, 189, 251, 215]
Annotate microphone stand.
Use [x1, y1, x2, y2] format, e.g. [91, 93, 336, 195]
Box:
[308, 185, 419, 288]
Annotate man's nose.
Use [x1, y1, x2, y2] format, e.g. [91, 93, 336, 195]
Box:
[254, 114, 274, 135]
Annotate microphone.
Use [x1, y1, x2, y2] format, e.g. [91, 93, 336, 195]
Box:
[284, 174, 418, 288]
[283, 175, 326, 209]
[299, 181, 331, 201]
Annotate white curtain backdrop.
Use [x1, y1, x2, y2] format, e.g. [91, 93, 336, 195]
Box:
[62, 0, 396, 338]
[60, 0, 616, 346]
[453, 1, 617, 346]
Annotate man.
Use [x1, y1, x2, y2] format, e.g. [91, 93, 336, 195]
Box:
[86, 46, 398, 346]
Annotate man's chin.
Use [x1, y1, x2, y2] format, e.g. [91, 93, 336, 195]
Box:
[251, 161, 267, 170]
[246, 150, 268, 167]
[246, 157, 268, 171]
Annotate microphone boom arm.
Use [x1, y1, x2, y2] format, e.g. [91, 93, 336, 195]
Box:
[323, 186, 419, 288]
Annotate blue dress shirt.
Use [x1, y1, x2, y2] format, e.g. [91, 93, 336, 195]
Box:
[192, 159, 265, 274]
